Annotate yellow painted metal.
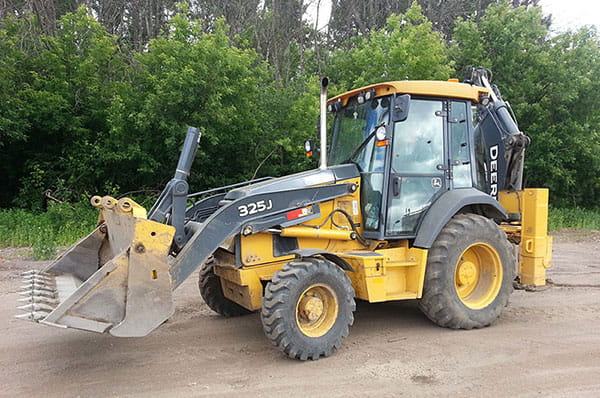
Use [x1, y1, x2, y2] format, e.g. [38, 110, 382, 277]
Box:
[216, 241, 429, 310]
[214, 185, 551, 312]
[280, 226, 354, 241]
[519, 189, 553, 286]
[239, 177, 364, 267]
[92, 195, 148, 221]
[498, 190, 520, 215]
[499, 189, 552, 286]
[295, 284, 339, 337]
[221, 174, 433, 309]
[117, 197, 148, 218]
[106, 209, 176, 336]
[342, 244, 428, 302]
[328, 80, 490, 106]
[239, 232, 293, 266]
[453, 243, 502, 309]
[97, 196, 175, 278]
[214, 263, 272, 310]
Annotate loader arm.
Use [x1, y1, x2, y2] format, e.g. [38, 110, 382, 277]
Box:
[170, 182, 357, 288]
[16, 123, 358, 336]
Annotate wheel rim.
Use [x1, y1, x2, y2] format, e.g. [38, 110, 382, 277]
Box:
[295, 283, 339, 337]
[454, 243, 503, 310]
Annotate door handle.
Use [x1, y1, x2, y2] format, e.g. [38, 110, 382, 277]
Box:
[392, 176, 402, 196]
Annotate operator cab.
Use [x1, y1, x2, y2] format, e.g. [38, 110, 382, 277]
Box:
[326, 81, 492, 240]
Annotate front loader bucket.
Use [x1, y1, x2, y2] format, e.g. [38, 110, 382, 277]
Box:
[16, 196, 176, 337]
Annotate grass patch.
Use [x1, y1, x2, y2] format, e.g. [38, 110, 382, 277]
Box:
[0, 202, 96, 260]
[549, 207, 600, 231]
[0, 203, 598, 260]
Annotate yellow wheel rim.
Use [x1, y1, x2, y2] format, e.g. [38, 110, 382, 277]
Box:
[454, 243, 503, 310]
[295, 283, 338, 337]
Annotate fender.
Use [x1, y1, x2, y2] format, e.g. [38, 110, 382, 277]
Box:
[291, 249, 354, 271]
[413, 188, 507, 249]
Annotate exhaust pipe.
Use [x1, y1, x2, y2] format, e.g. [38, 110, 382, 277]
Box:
[319, 77, 329, 170]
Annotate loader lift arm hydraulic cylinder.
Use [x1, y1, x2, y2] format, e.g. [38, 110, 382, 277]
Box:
[148, 126, 201, 250]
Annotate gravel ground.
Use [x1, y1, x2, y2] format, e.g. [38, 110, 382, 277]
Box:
[1, 231, 599, 397]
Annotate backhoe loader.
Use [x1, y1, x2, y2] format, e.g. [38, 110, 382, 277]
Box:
[17, 67, 552, 360]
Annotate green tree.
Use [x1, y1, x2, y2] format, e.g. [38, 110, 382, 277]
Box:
[327, 2, 454, 92]
[453, 3, 600, 206]
[0, 6, 127, 208]
[105, 8, 313, 193]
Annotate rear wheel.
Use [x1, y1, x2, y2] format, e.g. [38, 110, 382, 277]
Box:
[418, 213, 514, 329]
[198, 257, 251, 317]
[261, 258, 355, 360]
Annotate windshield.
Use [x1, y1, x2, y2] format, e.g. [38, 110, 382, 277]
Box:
[329, 95, 391, 166]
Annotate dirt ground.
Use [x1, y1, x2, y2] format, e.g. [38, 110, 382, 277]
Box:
[1, 231, 600, 397]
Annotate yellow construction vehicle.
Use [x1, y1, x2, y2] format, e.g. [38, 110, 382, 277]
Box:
[18, 67, 552, 360]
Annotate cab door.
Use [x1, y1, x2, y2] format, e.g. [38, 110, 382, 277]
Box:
[448, 100, 474, 189]
[385, 98, 447, 236]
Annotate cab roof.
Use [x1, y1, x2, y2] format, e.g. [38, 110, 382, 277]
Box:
[327, 80, 490, 106]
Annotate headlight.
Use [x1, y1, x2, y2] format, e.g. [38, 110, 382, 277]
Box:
[375, 126, 387, 141]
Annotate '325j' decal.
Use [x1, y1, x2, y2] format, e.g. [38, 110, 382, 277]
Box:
[238, 199, 273, 217]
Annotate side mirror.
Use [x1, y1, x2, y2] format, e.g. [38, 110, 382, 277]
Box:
[304, 139, 314, 158]
[392, 94, 411, 122]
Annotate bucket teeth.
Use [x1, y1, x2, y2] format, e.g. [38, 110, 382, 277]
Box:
[20, 270, 50, 277]
[18, 303, 55, 312]
[14, 312, 48, 322]
[20, 282, 55, 292]
[22, 274, 53, 282]
[19, 289, 57, 299]
[16, 272, 57, 322]
[17, 296, 59, 305]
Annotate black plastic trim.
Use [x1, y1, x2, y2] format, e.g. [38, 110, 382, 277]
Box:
[413, 187, 507, 248]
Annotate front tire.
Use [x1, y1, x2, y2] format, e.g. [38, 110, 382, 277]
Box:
[418, 213, 514, 329]
[261, 258, 355, 360]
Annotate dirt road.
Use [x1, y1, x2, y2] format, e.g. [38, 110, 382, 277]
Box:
[1, 232, 600, 397]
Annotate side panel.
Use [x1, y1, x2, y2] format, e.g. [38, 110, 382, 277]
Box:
[341, 245, 428, 302]
[215, 243, 429, 310]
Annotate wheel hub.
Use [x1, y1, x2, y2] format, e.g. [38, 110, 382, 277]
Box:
[454, 243, 503, 310]
[295, 284, 339, 337]
[299, 295, 324, 321]
[457, 261, 477, 286]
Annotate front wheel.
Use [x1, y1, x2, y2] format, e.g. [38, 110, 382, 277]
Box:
[418, 213, 515, 329]
[261, 258, 355, 360]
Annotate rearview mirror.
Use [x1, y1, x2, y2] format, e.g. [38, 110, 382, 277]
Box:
[392, 94, 411, 122]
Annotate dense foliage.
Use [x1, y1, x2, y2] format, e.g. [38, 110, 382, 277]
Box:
[0, 1, 599, 210]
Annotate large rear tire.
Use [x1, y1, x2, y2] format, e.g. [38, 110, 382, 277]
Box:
[261, 258, 355, 360]
[418, 213, 514, 329]
[198, 257, 251, 317]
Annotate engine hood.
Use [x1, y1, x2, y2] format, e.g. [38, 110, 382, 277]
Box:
[224, 164, 359, 201]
